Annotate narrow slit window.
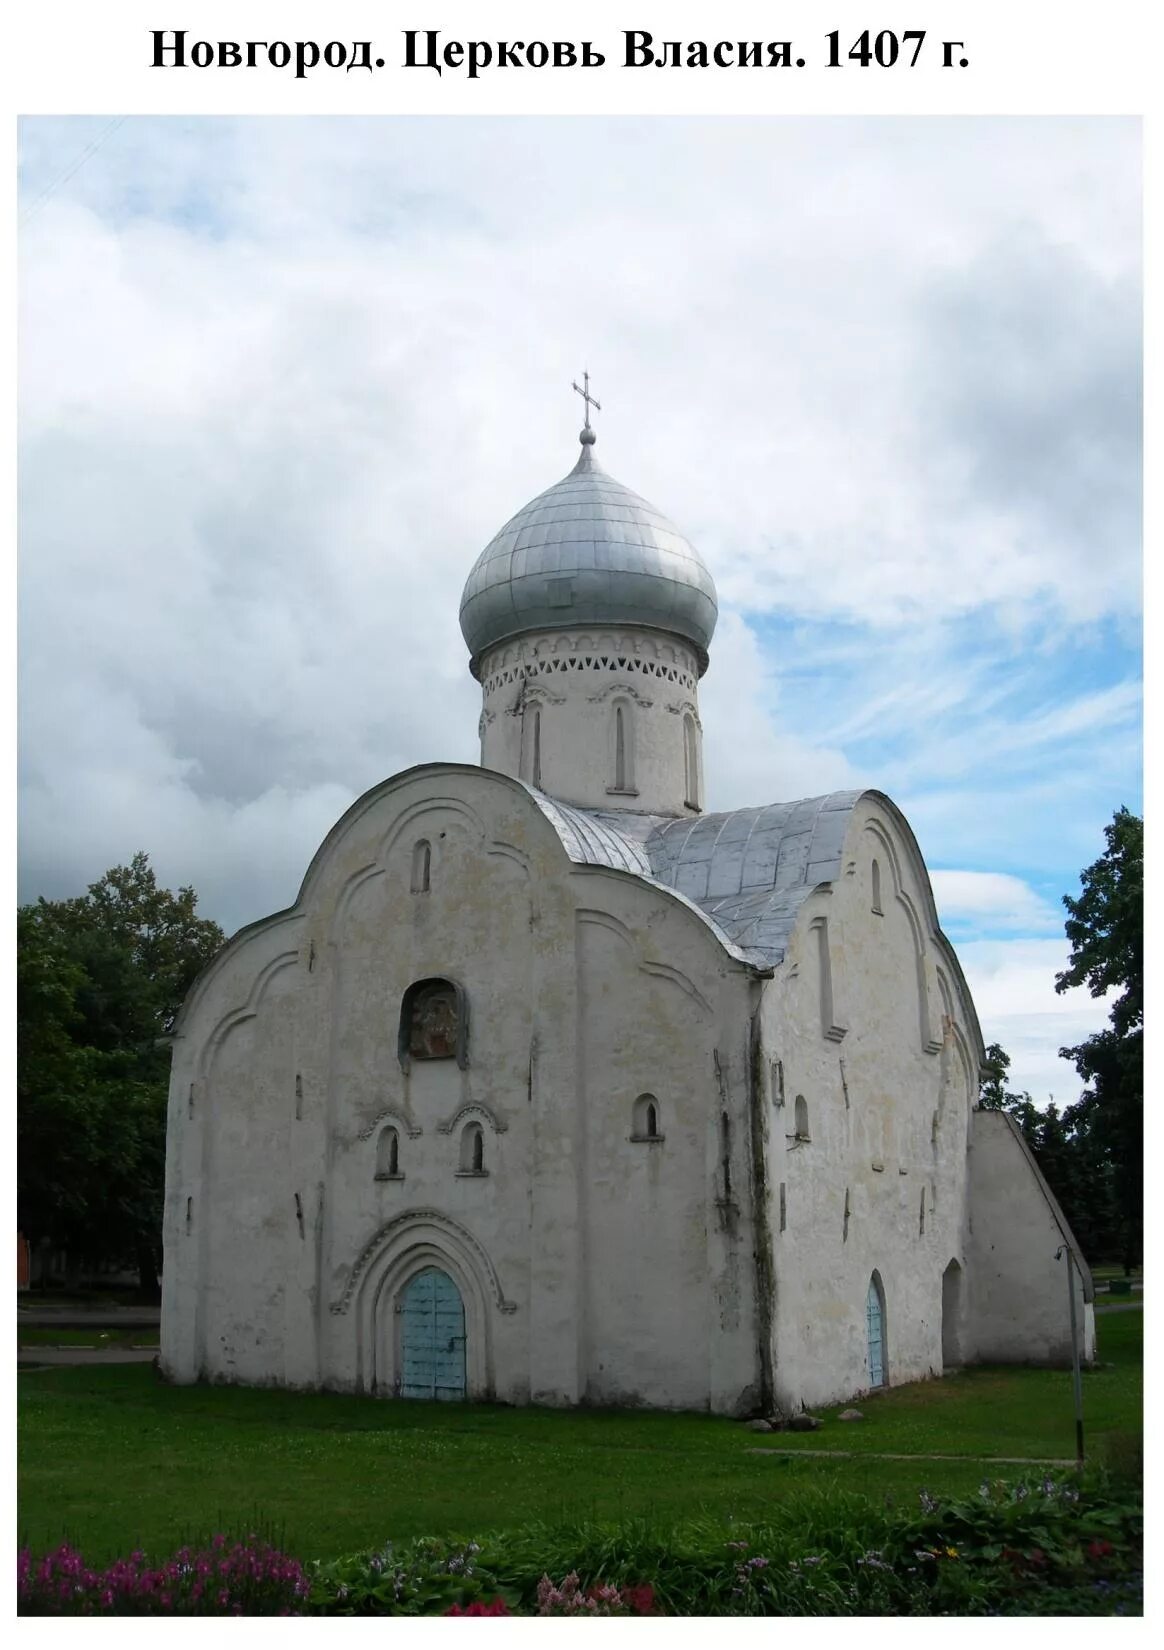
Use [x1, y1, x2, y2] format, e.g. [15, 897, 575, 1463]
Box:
[683, 713, 699, 808]
[632, 1093, 662, 1141]
[532, 707, 542, 789]
[377, 1126, 400, 1179]
[794, 1094, 810, 1141]
[459, 1121, 485, 1175]
[609, 700, 636, 793]
[411, 839, 431, 894]
[871, 857, 882, 914]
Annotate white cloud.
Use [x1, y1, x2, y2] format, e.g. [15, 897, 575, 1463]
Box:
[955, 938, 1113, 1103]
[930, 870, 1060, 935]
[17, 117, 1140, 943]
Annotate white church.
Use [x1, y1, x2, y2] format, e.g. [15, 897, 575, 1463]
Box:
[160, 396, 1095, 1415]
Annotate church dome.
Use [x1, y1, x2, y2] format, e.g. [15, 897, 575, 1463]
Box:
[459, 433, 718, 677]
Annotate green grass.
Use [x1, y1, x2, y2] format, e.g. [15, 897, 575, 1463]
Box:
[18, 1313, 1141, 1565]
[18, 1328, 159, 1349]
[770, 1308, 1142, 1460]
[18, 1288, 146, 1308]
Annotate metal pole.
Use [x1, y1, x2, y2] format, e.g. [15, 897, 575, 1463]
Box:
[1057, 1244, 1084, 1469]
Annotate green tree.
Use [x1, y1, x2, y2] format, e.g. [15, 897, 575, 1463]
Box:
[977, 1041, 1042, 1136]
[17, 853, 225, 1297]
[1055, 808, 1143, 1271]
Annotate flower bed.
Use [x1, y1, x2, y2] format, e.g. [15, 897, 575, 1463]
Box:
[18, 1535, 310, 1616]
[18, 1472, 1142, 1617]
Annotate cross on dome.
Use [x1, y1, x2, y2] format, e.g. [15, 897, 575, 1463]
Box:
[572, 370, 601, 445]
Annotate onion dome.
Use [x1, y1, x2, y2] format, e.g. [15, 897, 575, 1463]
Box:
[459, 431, 718, 677]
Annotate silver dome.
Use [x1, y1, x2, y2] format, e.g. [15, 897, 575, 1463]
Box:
[459, 437, 718, 676]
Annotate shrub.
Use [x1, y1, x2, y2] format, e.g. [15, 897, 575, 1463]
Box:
[308, 1536, 515, 1616]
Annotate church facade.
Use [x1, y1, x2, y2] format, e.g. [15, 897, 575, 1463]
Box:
[160, 416, 1094, 1414]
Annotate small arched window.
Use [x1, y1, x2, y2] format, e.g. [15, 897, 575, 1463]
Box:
[608, 700, 636, 794]
[683, 714, 700, 809]
[376, 1126, 401, 1179]
[866, 1271, 888, 1387]
[398, 977, 468, 1070]
[459, 1121, 485, 1175]
[871, 857, 882, 915]
[411, 839, 431, 894]
[632, 1093, 663, 1141]
[793, 1094, 810, 1141]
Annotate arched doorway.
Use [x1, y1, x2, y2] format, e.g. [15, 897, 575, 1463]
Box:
[866, 1273, 887, 1388]
[399, 1267, 467, 1400]
[941, 1259, 963, 1369]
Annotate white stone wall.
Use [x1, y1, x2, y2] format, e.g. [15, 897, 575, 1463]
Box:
[477, 627, 704, 816]
[161, 764, 761, 1412]
[966, 1109, 1096, 1365]
[758, 796, 982, 1413]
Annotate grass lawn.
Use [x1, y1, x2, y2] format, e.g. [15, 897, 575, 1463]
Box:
[17, 1312, 1140, 1565]
[17, 1328, 159, 1349]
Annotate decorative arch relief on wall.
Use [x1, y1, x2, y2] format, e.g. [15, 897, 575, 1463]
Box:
[330, 863, 385, 942]
[808, 915, 848, 1043]
[330, 1208, 518, 1316]
[665, 697, 702, 728]
[576, 908, 713, 1017]
[196, 948, 302, 1084]
[485, 841, 532, 879]
[861, 820, 943, 1055]
[436, 1101, 508, 1137]
[356, 1105, 423, 1142]
[517, 680, 567, 708]
[587, 680, 654, 708]
[378, 795, 485, 864]
[935, 965, 974, 1111]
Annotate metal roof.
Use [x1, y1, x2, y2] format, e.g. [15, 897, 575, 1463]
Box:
[529, 789, 864, 968]
[459, 435, 718, 674]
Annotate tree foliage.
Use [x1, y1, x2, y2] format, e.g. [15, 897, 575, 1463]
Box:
[17, 853, 225, 1295]
[1055, 807, 1143, 1271]
[979, 810, 1143, 1271]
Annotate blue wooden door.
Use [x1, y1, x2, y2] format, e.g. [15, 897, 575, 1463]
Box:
[400, 1268, 466, 1400]
[866, 1279, 885, 1387]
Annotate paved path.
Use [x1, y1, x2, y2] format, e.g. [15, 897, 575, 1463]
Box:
[18, 1347, 157, 1369]
[17, 1307, 160, 1329]
[747, 1448, 1076, 1466]
[1095, 1300, 1143, 1315]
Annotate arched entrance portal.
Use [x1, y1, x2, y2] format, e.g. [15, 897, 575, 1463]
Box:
[941, 1259, 963, 1369]
[866, 1273, 887, 1388]
[399, 1267, 467, 1400]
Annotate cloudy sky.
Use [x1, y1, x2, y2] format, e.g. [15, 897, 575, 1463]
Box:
[18, 116, 1141, 1101]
